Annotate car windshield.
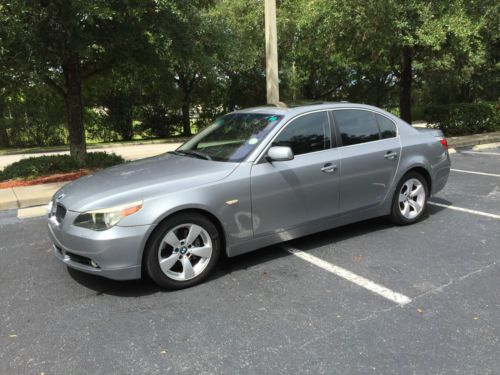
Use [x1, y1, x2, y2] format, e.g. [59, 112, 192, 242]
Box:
[176, 113, 283, 162]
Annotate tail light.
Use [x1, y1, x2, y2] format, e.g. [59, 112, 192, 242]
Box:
[440, 138, 449, 150]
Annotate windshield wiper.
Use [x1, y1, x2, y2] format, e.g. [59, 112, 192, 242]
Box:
[170, 150, 212, 160]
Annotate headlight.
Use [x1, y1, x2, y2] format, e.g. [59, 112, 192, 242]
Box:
[73, 201, 143, 231]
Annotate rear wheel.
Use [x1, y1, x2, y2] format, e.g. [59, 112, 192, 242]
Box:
[390, 172, 428, 225]
[144, 213, 221, 289]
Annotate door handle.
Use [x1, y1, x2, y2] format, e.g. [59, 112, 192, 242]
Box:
[384, 151, 398, 160]
[321, 163, 337, 173]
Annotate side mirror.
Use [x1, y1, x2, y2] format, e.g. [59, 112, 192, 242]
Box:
[266, 146, 294, 162]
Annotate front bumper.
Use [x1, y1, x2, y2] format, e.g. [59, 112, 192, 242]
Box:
[48, 211, 153, 280]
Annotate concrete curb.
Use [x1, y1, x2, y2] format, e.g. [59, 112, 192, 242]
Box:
[0, 182, 66, 212]
[472, 142, 500, 151]
[447, 131, 500, 148]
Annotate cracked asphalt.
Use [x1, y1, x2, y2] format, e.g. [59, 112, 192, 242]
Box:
[1, 147, 499, 374]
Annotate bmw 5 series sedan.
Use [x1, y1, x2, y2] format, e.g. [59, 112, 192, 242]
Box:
[48, 102, 451, 289]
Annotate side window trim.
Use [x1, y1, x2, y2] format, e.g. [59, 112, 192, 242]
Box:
[255, 109, 333, 164]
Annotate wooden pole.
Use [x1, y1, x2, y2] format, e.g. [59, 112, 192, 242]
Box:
[265, 0, 279, 104]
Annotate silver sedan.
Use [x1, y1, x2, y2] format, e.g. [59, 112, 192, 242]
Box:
[48, 102, 451, 289]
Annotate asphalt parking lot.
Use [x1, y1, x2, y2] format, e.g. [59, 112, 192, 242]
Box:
[1, 147, 499, 375]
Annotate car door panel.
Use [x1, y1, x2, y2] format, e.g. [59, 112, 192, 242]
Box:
[251, 149, 340, 237]
[250, 111, 340, 237]
[332, 109, 401, 213]
[338, 138, 401, 212]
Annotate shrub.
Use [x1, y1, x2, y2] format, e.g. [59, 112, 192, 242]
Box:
[84, 152, 124, 169]
[0, 152, 124, 181]
[424, 102, 500, 136]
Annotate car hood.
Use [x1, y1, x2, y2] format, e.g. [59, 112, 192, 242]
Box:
[55, 153, 238, 212]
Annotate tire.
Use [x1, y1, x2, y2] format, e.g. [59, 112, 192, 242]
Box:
[389, 171, 428, 225]
[144, 212, 221, 290]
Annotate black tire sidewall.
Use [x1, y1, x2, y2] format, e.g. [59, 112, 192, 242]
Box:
[391, 172, 428, 225]
[144, 213, 221, 290]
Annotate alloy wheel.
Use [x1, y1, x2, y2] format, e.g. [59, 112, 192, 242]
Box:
[158, 223, 213, 281]
[398, 178, 426, 219]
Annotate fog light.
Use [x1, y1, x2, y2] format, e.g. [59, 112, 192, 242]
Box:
[90, 260, 99, 268]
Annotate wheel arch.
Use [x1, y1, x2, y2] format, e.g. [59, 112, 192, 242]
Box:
[141, 207, 228, 271]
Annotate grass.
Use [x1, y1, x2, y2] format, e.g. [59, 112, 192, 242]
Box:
[0, 152, 125, 181]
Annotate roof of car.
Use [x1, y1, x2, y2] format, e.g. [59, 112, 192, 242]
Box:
[234, 101, 382, 116]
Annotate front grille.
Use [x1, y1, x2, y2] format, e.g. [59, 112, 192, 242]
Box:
[55, 204, 67, 223]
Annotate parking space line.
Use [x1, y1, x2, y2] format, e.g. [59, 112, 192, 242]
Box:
[450, 168, 500, 178]
[282, 245, 412, 306]
[462, 151, 500, 156]
[428, 201, 500, 220]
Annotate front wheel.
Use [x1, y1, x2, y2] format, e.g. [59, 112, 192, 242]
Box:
[390, 172, 428, 225]
[144, 213, 221, 290]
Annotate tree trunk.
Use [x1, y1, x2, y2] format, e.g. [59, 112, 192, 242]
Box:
[0, 101, 10, 147]
[181, 102, 191, 136]
[399, 47, 412, 124]
[64, 55, 87, 164]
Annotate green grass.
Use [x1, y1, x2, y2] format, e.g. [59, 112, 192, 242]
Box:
[0, 152, 125, 181]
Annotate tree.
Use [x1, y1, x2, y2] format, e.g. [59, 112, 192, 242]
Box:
[1, 0, 151, 162]
[278, 0, 484, 122]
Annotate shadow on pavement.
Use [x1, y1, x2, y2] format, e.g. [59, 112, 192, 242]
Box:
[68, 267, 161, 297]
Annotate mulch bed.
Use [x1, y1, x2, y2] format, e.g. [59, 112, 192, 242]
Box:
[0, 169, 91, 189]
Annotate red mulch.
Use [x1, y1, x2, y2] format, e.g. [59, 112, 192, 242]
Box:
[0, 169, 92, 189]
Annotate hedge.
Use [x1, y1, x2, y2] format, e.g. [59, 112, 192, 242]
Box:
[0, 152, 124, 181]
[424, 102, 500, 136]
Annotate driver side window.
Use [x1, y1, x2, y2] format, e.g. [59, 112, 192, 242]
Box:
[272, 112, 331, 156]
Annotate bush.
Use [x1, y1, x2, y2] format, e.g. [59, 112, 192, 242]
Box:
[84, 152, 124, 169]
[424, 102, 500, 136]
[0, 152, 124, 181]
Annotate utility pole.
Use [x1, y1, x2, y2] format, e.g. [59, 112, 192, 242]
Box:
[265, 0, 279, 104]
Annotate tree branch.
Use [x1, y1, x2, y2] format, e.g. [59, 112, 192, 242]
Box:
[81, 63, 113, 80]
[43, 75, 67, 98]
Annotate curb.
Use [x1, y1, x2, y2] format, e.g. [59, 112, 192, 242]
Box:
[447, 131, 500, 148]
[0, 182, 66, 212]
[472, 142, 500, 151]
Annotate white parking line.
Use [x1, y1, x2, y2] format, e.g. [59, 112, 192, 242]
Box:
[463, 151, 500, 156]
[428, 201, 500, 220]
[451, 168, 500, 178]
[282, 245, 412, 306]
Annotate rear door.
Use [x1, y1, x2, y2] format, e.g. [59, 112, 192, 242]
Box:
[332, 109, 401, 213]
[250, 111, 340, 237]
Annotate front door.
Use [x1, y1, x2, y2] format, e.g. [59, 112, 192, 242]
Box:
[250, 111, 340, 237]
